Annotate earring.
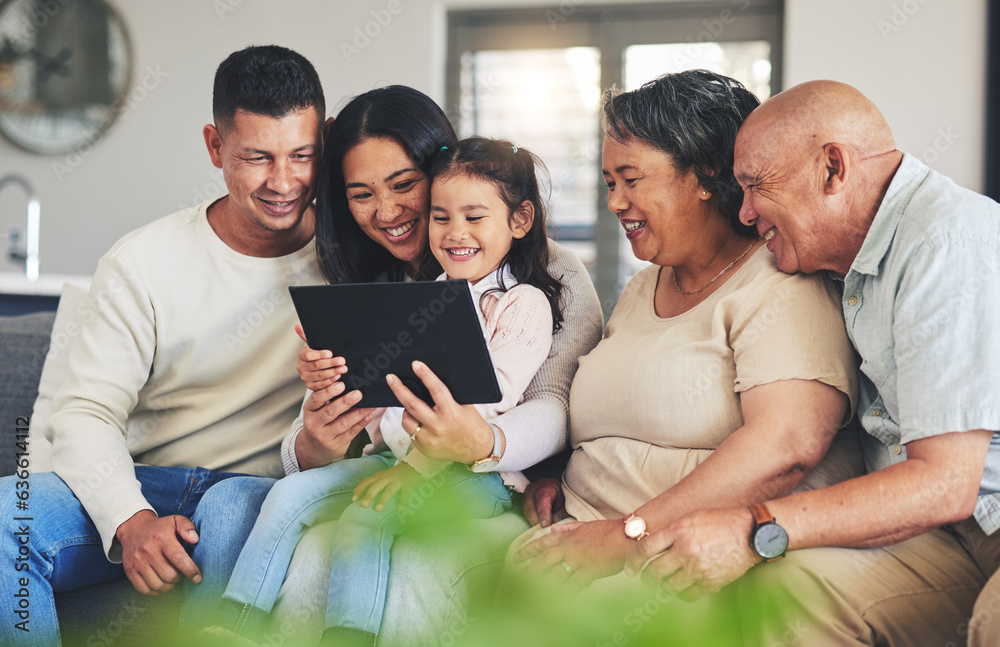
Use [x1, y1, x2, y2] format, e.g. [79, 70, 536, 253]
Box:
[702, 190, 708, 196]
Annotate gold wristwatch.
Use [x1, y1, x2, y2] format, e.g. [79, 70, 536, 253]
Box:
[469, 423, 503, 473]
[624, 513, 649, 540]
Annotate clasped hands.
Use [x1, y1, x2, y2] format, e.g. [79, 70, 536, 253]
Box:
[517, 479, 761, 600]
[116, 509, 201, 596]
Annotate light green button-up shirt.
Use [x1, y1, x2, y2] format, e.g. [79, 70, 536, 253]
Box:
[839, 153, 1000, 533]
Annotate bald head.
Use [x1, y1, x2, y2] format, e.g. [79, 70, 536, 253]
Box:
[734, 81, 904, 276]
[739, 81, 897, 171]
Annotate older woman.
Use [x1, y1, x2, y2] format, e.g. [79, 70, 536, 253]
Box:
[511, 70, 859, 596]
[266, 86, 603, 646]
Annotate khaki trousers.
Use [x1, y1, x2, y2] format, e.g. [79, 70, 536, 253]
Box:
[737, 520, 1000, 646]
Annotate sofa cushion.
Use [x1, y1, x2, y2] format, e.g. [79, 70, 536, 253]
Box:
[0, 311, 55, 477]
[57, 579, 181, 647]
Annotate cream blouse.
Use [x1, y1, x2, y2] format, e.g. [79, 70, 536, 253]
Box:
[562, 246, 858, 521]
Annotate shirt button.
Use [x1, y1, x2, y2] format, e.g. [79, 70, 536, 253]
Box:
[893, 444, 903, 455]
[873, 409, 883, 417]
[848, 296, 858, 306]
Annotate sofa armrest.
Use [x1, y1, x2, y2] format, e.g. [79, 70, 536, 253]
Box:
[0, 311, 55, 477]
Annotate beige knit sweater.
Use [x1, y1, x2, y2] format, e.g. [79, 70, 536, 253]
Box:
[48, 201, 324, 559]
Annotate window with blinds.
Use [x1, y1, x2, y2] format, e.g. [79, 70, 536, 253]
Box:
[447, 1, 783, 317]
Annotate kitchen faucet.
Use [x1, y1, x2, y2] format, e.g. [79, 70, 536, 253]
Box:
[1, 174, 40, 281]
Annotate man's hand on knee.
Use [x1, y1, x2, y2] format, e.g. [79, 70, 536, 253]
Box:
[115, 509, 203, 595]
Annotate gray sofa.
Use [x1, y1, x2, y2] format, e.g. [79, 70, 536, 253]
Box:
[0, 308, 518, 647]
[0, 310, 180, 646]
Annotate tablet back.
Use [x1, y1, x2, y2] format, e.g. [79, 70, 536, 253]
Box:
[289, 281, 502, 409]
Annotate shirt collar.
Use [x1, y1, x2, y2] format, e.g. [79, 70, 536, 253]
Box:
[848, 152, 930, 277]
[436, 264, 517, 301]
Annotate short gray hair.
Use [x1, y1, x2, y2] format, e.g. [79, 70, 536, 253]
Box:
[602, 69, 759, 236]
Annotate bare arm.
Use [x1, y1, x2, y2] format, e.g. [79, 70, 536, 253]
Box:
[628, 215, 1000, 598]
[639, 379, 845, 525]
[773, 428, 991, 549]
[629, 429, 992, 600]
[516, 378, 848, 583]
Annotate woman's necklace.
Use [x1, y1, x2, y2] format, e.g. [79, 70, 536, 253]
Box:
[672, 238, 760, 295]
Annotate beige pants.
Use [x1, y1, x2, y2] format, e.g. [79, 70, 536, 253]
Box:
[955, 519, 1000, 647]
[737, 520, 1000, 646]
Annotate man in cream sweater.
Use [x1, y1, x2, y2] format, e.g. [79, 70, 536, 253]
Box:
[0, 45, 326, 646]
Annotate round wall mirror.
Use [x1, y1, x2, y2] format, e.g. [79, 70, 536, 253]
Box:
[0, 0, 132, 155]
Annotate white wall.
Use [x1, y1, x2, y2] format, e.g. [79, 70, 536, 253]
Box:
[784, 0, 986, 197]
[0, 0, 988, 276]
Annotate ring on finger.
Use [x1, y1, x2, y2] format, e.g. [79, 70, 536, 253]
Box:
[411, 423, 423, 440]
[560, 561, 573, 574]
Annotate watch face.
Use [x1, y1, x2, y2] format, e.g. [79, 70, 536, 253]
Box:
[470, 459, 499, 473]
[624, 515, 647, 539]
[753, 522, 789, 560]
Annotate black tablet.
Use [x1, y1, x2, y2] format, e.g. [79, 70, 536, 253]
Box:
[289, 281, 502, 409]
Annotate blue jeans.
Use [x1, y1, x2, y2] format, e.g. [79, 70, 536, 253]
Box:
[222, 453, 513, 637]
[0, 466, 274, 647]
[266, 511, 531, 647]
[222, 452, 395, 630]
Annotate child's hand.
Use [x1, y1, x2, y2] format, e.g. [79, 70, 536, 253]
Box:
[353, 463, 424, 512]
[295, 324, 347, 391]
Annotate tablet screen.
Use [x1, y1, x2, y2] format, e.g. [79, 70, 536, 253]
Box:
[290, 281, 502, 409]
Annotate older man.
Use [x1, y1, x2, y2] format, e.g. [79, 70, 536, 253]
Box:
[627, 80, 1000, 646]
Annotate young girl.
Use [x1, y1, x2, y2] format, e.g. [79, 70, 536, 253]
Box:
[215, 137, 564, 645]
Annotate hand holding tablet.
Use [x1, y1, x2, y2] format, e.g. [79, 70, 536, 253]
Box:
[290, 280, 502, 409]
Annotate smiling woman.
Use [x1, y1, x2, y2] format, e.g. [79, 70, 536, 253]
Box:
[260, 84, 604, 646]
[502, 72, 860, 642]
[342, 136, 430, 274]
[314, 86, 456, 285]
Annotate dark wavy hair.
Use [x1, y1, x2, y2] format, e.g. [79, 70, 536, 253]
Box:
[431, 137, 564, 332]
[212, 45, 324, 133]
[315, 86, 458, 284]
[601, 69, 759, 237]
